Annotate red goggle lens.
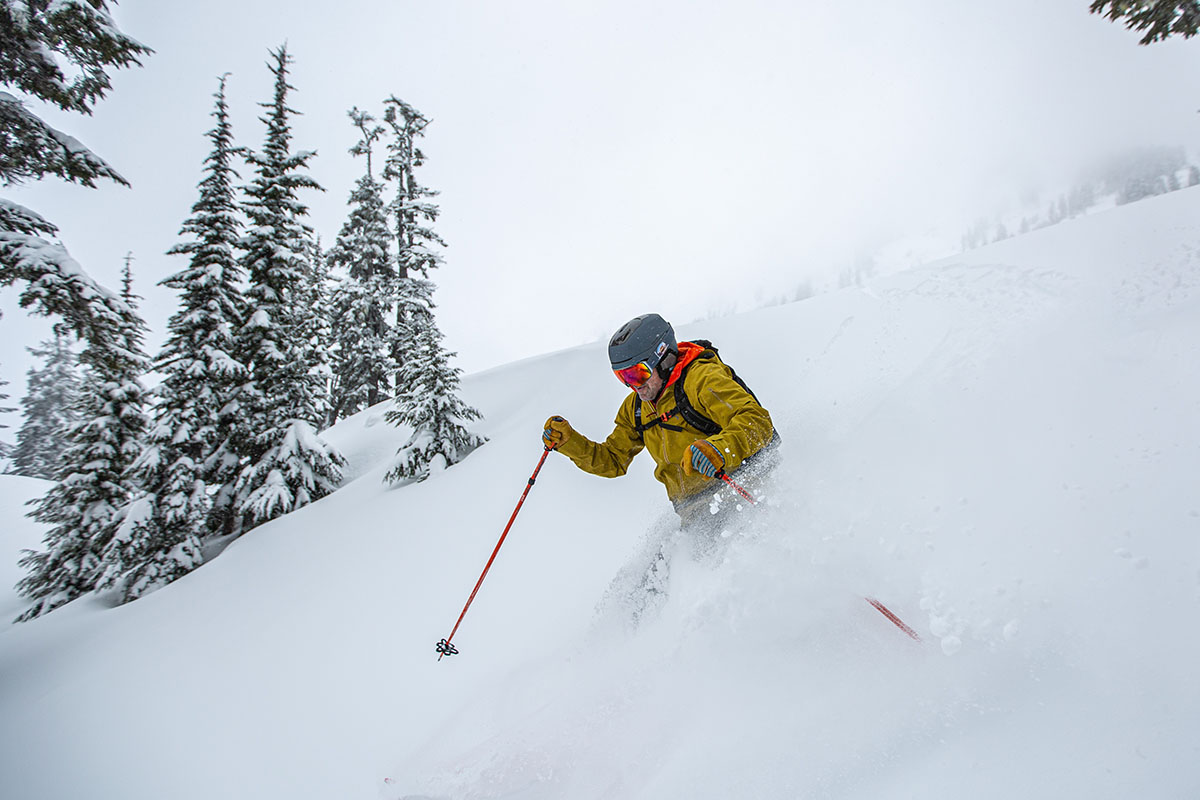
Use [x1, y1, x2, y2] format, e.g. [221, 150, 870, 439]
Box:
[614, 361, 654, 388]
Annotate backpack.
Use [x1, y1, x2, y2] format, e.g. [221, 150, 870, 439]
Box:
[632, 339, 767, 439]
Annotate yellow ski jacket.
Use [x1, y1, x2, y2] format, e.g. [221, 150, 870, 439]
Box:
[556, 343, 776, 507]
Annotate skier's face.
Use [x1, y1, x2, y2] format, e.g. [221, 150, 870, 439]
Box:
[635, 369, 665, 404]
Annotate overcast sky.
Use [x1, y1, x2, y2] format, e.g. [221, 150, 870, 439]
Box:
[5, 0, 1200, 395]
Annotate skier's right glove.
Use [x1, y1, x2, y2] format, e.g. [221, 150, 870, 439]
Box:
[542, 416, 574, 450]
[682, 439, 724, 478]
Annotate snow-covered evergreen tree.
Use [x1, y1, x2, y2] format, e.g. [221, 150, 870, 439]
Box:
[9, 332, 82, 479]
[157, 74, 250, 539]
[1, 0, 151, 353]
[382, 97, 446, 287]
[384, 283, 485, 482]
[16, 284, 151, 621]
[297, 234, 334, 427]
[1091, 0, 1200, 45]
[232, 45, 342, 531]
[91, 262, 163, 595]
[0, 371, 13, 459]
[1, 1, 152, 520]
[0, 0, 148, 188]
[327, 108, 398, 423]
[380, 97, 485, 482]
[119, 251, 138, 301]
[102, 75, 246, 598]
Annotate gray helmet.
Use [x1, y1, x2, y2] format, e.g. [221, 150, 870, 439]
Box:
[608, 313, 677, 370]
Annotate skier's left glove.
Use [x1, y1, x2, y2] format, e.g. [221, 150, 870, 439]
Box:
[682, 439, 724, 478]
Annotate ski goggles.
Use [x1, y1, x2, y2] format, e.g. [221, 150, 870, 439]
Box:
[613, 360, 654, 389]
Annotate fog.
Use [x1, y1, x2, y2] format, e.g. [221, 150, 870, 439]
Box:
[4, 0, 1199, 385]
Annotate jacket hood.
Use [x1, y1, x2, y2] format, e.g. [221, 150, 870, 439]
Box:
[664, 341, 708, 388]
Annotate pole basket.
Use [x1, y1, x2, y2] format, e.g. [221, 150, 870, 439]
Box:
[436, 639, 459, 658]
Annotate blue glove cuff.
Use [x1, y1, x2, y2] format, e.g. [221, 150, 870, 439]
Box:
[690, 446, 720, 477]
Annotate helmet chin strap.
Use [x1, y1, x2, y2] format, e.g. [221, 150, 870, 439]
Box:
[656, 350, 678, 377]
[650, 350, 679, 402]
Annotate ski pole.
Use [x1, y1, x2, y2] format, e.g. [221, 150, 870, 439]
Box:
[716, 470, 756, 504]
[715, 470, 921, 642]
[865, 597, 921, 641]
[436, 445, 554, 660]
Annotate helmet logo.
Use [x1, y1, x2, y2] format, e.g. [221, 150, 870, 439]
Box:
[655, 342, 668, 358]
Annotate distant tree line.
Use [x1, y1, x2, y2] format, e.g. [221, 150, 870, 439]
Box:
[960, 146, 1200, 251]
[793, 4, 1200, 300]
[763, 139, 1200, 312]
[1, 3, 483, 620]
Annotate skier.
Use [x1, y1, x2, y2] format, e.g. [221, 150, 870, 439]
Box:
[542, 313, 779, 529]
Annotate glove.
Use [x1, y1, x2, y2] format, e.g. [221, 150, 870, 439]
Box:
[542, 416, 573, 449]
[682, 439, 724, 478]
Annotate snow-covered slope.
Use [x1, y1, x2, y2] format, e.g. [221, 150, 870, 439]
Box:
[1, 187, 1198, 800]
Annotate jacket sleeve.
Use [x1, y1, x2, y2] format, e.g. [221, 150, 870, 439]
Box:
[555, 397, 645, 478]
[687, 361, 775, 472]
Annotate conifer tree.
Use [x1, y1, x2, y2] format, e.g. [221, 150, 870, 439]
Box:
[381, 97, 485, 482]
[10, 332, 81, 479]
[92, 261, 165, 594]
[1, 0, 152, 356]
[0, 372, 13, 459]
[384, 283, 485, 482]
[298, 234, 334, 425]
[1090, 1, 1200, 45]
[16, 281, 150, 620]
[0, 0, 149, 189]
[161, 73, 248, 539]
[99, 75, 246, 599]
[327, 108, 398, 422]
[233, 45, 342, 530]
[382, 97, 446, 287]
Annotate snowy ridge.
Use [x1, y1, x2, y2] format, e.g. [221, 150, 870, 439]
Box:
[2, 188, 1199, 799]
